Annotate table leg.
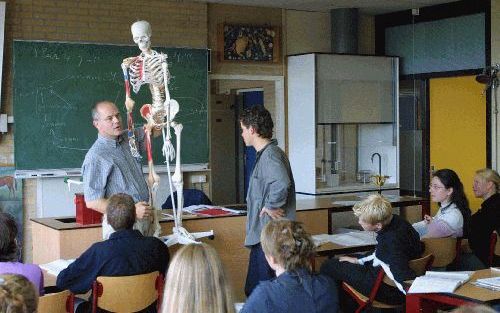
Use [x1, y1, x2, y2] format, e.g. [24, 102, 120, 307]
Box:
[328, 210, 332, 234]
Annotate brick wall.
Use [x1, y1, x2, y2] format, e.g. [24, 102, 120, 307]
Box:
[0, 0, 208, 261]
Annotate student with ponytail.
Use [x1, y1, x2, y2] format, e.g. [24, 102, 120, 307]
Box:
[241, 219, 339, 313]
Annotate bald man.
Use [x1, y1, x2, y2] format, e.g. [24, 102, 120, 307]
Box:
[82, 100, 153, 239]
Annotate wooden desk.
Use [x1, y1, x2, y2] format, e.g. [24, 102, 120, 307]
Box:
[31, 196, 425, 301]
[299, 195, 428, 233]
[32, 207, 330, 301]
[406, 269, 500, 312]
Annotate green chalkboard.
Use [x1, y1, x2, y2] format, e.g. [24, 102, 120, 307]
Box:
[13, 40, 208, 170]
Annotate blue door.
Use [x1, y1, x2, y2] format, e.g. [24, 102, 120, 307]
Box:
[242, 90, 264, 199]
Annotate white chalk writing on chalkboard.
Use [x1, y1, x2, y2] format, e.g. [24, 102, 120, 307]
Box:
[14, 40, 209, 170]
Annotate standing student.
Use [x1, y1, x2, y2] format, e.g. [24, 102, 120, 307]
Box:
[161, 243, 234, 313]
[320, 194, 423, 307]
[0, 212, 44, 296]
[469, 168, 500, 266]
[241, 219, 339, 313]
[0, 274, 38, 313]
[413, 169, 470, 238]
[239, 106, 296, 296]
[82, 100, 153, 239]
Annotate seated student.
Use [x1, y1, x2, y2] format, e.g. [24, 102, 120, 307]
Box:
[468, 168, 500, 266]
[0, 273, 38, 313]
[320, 194, 423, 306]
[0, 212, 44, 296]
[161, 243, 234, 313]
[241, 219, 339, 313]
[57, 193, 170, 313]
[413, 169, 471, 238]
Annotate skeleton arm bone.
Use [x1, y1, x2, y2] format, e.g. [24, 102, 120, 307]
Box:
[121, 59, 136, 113]
[161, 57, 171, 105]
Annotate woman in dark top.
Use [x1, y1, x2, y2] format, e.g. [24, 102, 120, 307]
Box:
[241, 219, 339, 313]
[469, 168, 500, 266]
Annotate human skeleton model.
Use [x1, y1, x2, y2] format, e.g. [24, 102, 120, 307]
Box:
[121, 20, 212, 245]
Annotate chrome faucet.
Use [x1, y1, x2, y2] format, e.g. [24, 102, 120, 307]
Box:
[371, 153, 382, 176]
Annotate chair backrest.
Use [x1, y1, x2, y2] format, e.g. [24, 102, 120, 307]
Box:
[162, 188, 212, 209]
[494, 231, 500, 255]
[422, 237, 457, 267]
[38, 290, 73, 313]
[381, 254, 434, 286]
[409, 253, 434, 275]
[92, 271, 164, 313]
[489, 230, 500, 266]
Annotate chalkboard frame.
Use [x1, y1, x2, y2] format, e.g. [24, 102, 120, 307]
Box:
[13, 40, 209, 172]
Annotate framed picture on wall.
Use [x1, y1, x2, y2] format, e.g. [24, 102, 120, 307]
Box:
[218, 23, 280, 62]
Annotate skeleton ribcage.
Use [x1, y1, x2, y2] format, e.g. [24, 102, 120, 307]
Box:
[129, 51, 169, 97]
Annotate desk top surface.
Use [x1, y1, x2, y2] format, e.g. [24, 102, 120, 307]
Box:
[453, 268, 500, 302]
[31, 195, 426, 231]
[299, 195, 425, 211]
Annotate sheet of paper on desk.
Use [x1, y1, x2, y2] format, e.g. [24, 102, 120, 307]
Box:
[408, 271, 473, 294]
[331, 200, 359, 206]
[40, 259, 75, 276]
[473, 276, 500, 291]
[182, 205, 246, 216]
[313, 231, 377, 247]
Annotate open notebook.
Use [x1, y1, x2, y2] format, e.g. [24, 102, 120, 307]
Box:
[40, 259, 75, 277]
[408, 271, 473, 294]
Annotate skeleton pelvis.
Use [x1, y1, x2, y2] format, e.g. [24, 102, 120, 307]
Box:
[140, 104, 166, 125]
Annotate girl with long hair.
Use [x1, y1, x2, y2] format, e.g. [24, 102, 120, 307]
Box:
[413, 168, 470, 238]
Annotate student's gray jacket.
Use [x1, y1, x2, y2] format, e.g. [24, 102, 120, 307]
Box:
[245, 139, 296, 246]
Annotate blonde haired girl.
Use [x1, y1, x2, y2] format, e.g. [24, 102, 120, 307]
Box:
[469, 168, 500, 266]
[161, 243, 234, 313]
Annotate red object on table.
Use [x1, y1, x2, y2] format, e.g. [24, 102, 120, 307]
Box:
[75, 193, 102, 225]
[194, 208, 233, 217]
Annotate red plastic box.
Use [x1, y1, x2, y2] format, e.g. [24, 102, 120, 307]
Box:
[75, 193, 102, 225]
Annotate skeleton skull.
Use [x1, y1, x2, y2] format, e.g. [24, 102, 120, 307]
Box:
[131, 20, 152, 52]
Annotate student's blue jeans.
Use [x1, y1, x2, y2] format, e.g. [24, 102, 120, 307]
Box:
[244, 243, 275, 296]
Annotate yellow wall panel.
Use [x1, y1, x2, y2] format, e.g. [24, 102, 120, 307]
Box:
[430, 76, 486, 213]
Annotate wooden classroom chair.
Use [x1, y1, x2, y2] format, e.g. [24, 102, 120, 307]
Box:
[91, 271, 164, 313]
[422, 237, 460, 268]
[342, 254, 434, 313]
[38, 290, 74, 313]
[488, 230, 500, 266]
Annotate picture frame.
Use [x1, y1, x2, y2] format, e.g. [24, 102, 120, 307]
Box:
[218, 23, 280, 63]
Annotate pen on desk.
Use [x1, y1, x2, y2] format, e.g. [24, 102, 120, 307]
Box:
[161, 213, 174, 218]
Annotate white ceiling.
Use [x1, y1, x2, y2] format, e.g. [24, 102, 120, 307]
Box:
[194, 0, 458, 14]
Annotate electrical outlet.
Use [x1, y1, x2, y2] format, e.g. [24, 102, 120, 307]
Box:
[190, 174, 207, 183]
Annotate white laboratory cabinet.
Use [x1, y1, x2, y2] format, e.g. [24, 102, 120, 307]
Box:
[287, 53, 399, 196]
